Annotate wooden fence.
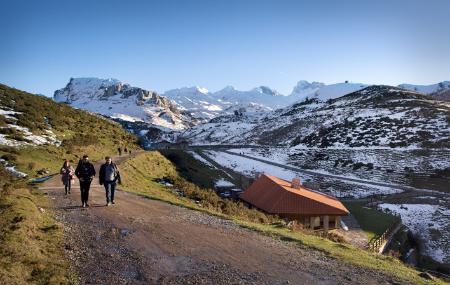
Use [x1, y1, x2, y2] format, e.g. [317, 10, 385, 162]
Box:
[367, 216, 402, 252]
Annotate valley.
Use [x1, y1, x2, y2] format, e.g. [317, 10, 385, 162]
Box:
[1, 79, 450, 283]
[51, 77, 450, 271]
[3, 1, 450, 283]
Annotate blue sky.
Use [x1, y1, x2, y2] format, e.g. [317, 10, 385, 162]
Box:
[1, 0, 449, 96]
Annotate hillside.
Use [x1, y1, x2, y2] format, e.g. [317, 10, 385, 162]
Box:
[0, 83, 142, 284]
[0, 83, 140, 177]
[399, 81, 450, 95]
[182, 85, 450, 149]
[1, 83, 448, 284]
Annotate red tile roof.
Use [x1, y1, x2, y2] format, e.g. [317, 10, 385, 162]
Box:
[240, 174, 349, 216]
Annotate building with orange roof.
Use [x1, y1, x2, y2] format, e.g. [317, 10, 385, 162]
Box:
[240, 173, 349, 230]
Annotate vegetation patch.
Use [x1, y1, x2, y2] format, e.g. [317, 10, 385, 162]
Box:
[0, 166, 70, 284]
[120, 151, 275, 224]
[343, 201, 399, 240]
[160, 149, 226, 188]
[0, 83, 141, 177]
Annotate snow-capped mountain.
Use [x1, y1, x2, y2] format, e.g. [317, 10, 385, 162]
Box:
[398, 81, 450, 102]
[162, 87, 225, 121]
[164, 82, 368, 121]
[398, 81, 450, 94]
[213, 85, 283, 105]
[290, 81, 368, 102]
[54, 78, 450, 148]
[181, 85, 450, 149]
[54, 78, 194, 131]
[164, 85, 289, 121]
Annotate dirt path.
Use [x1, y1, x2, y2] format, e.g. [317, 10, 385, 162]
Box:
[40, 153, 409, 285]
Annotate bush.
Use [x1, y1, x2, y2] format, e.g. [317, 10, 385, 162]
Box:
[166, 175, 277, 224]
[28, 162, 37, 170]
[1, 154, 17, 162]
[0, 146, 19, 154]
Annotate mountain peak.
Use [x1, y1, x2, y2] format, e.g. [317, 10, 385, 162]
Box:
[251, 86, 281, 96]
[163, 86, 210, 97]
[291, 81, 325, 95]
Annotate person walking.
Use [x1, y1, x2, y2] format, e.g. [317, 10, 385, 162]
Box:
[118, 147, 122, 156]
[60, 160, 74, 195]
[75, 155, 96, 208]
[99, 156, 121, 206]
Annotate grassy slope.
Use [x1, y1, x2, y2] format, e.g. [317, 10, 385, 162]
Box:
[344, 201, 399, 240]
[159, 149, 228, 188]
[0, 168, 70, 284]
[0, 84, 141, 284]
[119, 151, 445, 285]
[0, 83, 140, 176]
[120, 151, 274, 223]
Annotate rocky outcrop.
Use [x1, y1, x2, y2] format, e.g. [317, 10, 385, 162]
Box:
[54, 78, 193, 135]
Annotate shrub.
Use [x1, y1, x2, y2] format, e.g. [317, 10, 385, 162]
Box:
[0, 146, 19, 154]
[28, 162, 37, 170]
[1, 154, 17, 162]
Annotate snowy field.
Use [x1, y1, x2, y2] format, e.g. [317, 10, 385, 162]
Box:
[379, 202, 450, 264]
[203, 150, 405, 198]
[204, 150, 304, 181]
[187, 151, 216, 168]
[0, 107, 62, 147]
[228, 147, 450, 192]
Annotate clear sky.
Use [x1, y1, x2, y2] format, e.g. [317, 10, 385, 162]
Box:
[1, 0, 449, 96]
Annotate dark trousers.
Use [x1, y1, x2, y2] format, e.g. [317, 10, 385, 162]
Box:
[79, 180, 92, 204]
[64, 180, 72, 194]
[104, 181, 117, 203]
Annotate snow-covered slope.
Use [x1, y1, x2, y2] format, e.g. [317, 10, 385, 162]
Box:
[163, 87, 225, 121]
[398, 81, 450, 94]
[182, 85, 450, 149]
[54, 78, 193, 131]
[290, 81, 368, 102]
[212, 86, 284, 108]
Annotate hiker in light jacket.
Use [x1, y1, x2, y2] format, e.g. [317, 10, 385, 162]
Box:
[60, 160, 74, 195]
[75, 155, 96, 208]
[99, 156, 121, 206]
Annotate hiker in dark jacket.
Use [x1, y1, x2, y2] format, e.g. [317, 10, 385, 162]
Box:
[75, 155, 96, 208]
[99, 156, 121, 206]
[60, 160, 74, 195]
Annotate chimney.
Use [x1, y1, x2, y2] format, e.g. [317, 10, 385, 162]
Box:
[291, 177, 301, 189]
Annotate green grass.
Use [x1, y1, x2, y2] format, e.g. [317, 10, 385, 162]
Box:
[0, 168, 70, 284]
[119, 152, 445, 285]
[0, 83, 141, 178]
[160, 149, 227, 188]
[343, 201, 399, 240]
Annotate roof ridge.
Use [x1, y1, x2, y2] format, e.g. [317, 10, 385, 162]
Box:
[266, 174, 339, 201]
[264, 174, 348, 214]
